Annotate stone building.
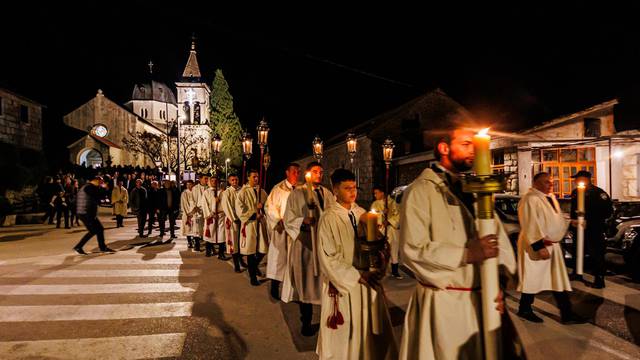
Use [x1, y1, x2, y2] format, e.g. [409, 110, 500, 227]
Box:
[64, 89, 163, 167]
[292, 89, 470, 205]
[491, 99, 640, 201]
[0, 87, 44, 151]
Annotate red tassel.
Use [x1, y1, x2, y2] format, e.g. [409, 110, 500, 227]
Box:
[326, 282, 344, 330]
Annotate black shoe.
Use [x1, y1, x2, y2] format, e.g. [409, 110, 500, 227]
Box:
[517, 310, 544, 323]
[218, 254, 230, 261]
[73, 247, 87, 255]
[65, 226, 71, 229]
[101, 247, 116, 253]
[301, 324, 317, 337]
[170, 234, 176, 239]
[250, 278, 260, 286]
[588, 280, 605, 289]
[159, 232, 165, 237]
[561, 312, 589, 324]
[569, 273, 583, 282]
[139, 234, 147, 238]
[240, 259, 249, 268]
[187, 243, 193, 249]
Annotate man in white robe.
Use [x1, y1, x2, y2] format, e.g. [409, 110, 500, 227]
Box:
[180, 180, 198, 249]
[317, 168, 397, 360]
[201, 176, 229, 260]
[398, 128, 517, 360]
[222, 174, 244, 272]
[517, 172, 585, 324]
[235, 169, 269, 286]
[190, 175, 209, 252]
[371, 185, 402, 279]
[265, 162, 300, 300]
[283, 161, 336, 336]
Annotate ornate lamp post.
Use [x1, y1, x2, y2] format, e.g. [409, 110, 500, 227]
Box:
[312, 135, 323, 161]
[257, 118, 270, 191]
[382, 137, 395, 238]
[241, 132, 253, 185]
[263, 150, 271, 189]
[211, 133, 222, 175]
[346, 133, 357, 167]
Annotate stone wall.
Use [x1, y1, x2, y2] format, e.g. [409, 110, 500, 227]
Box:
[0, 89, 43, 151]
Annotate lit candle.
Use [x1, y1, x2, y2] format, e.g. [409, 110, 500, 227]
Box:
[366, 210, 380, 241]
[473, 128, 492, 176]
[305, 172, 314, 204]
[577, 182, 585, 213]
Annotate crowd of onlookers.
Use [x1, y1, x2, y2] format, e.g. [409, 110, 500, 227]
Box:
[36, 165, 164, 229]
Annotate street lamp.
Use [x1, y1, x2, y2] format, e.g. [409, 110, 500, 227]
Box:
[211, 133, 222, 176]
[312, 135, 323, 161]
[256, 117, 269, 202]
[346, 133, 357, 167]
[263, 150, 271, 189]
[241, 132, 253, 184]
[382, 137, 395, 238]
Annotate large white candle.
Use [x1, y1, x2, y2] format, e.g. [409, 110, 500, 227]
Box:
[473, 128, 492, 176]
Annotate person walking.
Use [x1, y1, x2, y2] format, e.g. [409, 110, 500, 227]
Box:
[73, 176, 115, 255]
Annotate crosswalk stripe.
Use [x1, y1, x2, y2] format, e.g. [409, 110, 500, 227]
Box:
[34, 258, 203, 265]
[0, 332, 186, 359]
[0, 283, 198, 295]
[1, 269, 201, 278]
[0, 302, 193, 322]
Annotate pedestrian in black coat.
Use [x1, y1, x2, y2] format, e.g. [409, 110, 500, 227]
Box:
[157, 180, 181, 239]
[73, 176, 114, 254]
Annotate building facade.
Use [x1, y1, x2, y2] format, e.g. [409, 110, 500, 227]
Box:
[64, 89, 163, 167]
[0, 88, 43, 151]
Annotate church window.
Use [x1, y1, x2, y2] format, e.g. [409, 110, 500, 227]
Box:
[183, 101, 191, 124]
[20, 105, 29, 123]
[194, 102, 201, 124]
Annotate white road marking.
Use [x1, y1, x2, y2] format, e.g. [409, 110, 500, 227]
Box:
[0, 332, 186, 359]
[0, 302, 193, 322]
[1, 269, 201, 278]
[0, 282, 198, 295]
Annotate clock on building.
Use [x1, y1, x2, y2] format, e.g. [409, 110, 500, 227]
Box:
[92, 124, 109, 138]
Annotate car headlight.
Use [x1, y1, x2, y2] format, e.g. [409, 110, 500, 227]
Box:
[622, 228, 637, 250]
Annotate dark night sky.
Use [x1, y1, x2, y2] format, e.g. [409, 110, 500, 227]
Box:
[3, 2, 640, 171]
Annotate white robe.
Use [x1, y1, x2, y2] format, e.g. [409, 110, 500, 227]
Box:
[265, 179, 296, 281]
[221, 186, 240, 254]
[235, 184, 269, 255]
[517, 188, 571, 294]
[398, 167, 516, 360]
[111, 186, 128, 217]
[180, 189, 198, 237]
[371, 196, 400, 265]
[282, 184, 336, 304]
[191, 183, 208, 237]
[317, 202, 398, 360]
[201, 187, 225, 244]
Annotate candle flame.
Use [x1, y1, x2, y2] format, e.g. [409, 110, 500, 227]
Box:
[478, 128, 490, 136]
[305, 172, 311, 181]
[578, 182, 585, 188]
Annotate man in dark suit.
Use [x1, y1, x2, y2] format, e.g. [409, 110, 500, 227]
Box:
[146, 181, 161, 236]
[129, 179, 148, 238]
[158, 180, 180, 239]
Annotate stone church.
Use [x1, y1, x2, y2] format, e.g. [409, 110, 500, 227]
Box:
[64, 39, 212, 170]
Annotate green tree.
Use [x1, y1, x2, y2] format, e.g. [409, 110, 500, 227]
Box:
[210, 69, 244, 167]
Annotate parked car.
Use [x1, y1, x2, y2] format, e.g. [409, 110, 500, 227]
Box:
[605, 201, 640, 280]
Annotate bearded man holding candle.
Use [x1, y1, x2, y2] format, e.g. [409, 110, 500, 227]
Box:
[398, 128, 516, 360]
[516, 172, 585, 324]
[316, 168, 397, 360]
[283, 161, 336, 336]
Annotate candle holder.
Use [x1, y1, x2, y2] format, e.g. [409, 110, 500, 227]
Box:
[353, 236, 389, 272]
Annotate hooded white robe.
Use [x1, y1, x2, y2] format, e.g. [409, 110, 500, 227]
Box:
[517, 188, 571, 294]
[316, 202, 398, 360]
[398, 167, 516, 360]
[265, 179, 296, 281]
[235, 184, 269, 255]
[282, 184, 336, 304]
